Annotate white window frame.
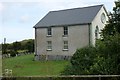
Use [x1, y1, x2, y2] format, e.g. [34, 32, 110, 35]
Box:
[47, 27, 52, 36]
[47, 41, 52, 51]
[63, 26, 68, 36]
[63, 41, 68, 51]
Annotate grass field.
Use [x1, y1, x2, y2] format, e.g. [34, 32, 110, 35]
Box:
[2, 54, 69, 77]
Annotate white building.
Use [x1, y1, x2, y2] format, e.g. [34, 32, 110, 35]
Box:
[34, 5, 108, 60]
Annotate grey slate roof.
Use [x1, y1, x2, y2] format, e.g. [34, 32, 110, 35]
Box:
[34, 5, 103, 28]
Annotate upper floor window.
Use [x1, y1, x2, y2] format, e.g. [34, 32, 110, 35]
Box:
[63, 26, 68, 36]
[47, 27, 52, 36]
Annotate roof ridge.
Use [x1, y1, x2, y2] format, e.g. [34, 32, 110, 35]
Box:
[50, 4, 103, 13]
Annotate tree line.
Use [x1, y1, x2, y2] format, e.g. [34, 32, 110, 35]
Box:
[1, 39, 34, 57]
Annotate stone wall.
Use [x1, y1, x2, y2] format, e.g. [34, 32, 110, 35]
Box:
[34, 54, 72, 60]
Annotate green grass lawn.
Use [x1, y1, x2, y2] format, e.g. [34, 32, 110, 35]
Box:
[2, 54, 69, 77]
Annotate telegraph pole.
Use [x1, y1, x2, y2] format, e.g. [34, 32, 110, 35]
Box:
[4, 38, 6, 44]
[3, 38, 6, 54]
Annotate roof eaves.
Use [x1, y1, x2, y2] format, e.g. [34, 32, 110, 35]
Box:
[33, 11, 52, 28]
[34, 22, 91, 28]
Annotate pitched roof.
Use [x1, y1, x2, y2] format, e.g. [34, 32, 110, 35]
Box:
[34, 5, 103, 28]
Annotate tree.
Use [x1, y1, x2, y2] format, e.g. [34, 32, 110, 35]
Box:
[2, 43, 7, 54]
[61, 47, 98, 75]
[25, 39, 34, 52]
[62, 0, 120, 75]
[62, 34, 120, 75]
[13, 41, 21, 52]
[93, 34, 120, 74]
[101, 0, 120, 38]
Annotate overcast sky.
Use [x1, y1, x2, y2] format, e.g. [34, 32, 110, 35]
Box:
[0, 0, 115, 43]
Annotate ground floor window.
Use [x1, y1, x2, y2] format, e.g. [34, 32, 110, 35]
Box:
[63, 41, 68, 50]
[47, 41, 52, 50]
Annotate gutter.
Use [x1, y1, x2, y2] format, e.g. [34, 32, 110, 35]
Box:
[34, 23, 91, 28]
[88, 23, 91, 46]
[35, 28, 37, 56]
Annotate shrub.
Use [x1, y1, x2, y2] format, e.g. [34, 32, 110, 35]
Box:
[62, 46, 98, 75]
[62, 34, 120, 75]
[9, 50, 18, 57]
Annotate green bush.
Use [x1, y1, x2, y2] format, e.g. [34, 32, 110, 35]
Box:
[62, 34, 120, 75]
[9, 50, 18, 57]
[62, 46, 98, 75]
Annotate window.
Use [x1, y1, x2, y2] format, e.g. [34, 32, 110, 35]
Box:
[47, 41, 52, 50]
[47, 27, 52, 36]
[63, 26, 68, 36]
[101, 13, 106, 24]
[63, 41, 68, 50]
[95, 26, 99, 39]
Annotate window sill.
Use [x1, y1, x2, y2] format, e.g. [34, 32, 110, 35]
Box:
[62, 35, 68, 37]
[63, 49, 68, 51]
[46, 35, 52, 37]
[46, 49, 52, 51]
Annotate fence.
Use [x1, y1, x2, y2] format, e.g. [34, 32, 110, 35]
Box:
[2, 52, 33, 59]
[35, 54, 72, 60]
[1, 75, 120, 80]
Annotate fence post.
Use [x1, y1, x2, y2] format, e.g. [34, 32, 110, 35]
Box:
[99, 75, 101, 80]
